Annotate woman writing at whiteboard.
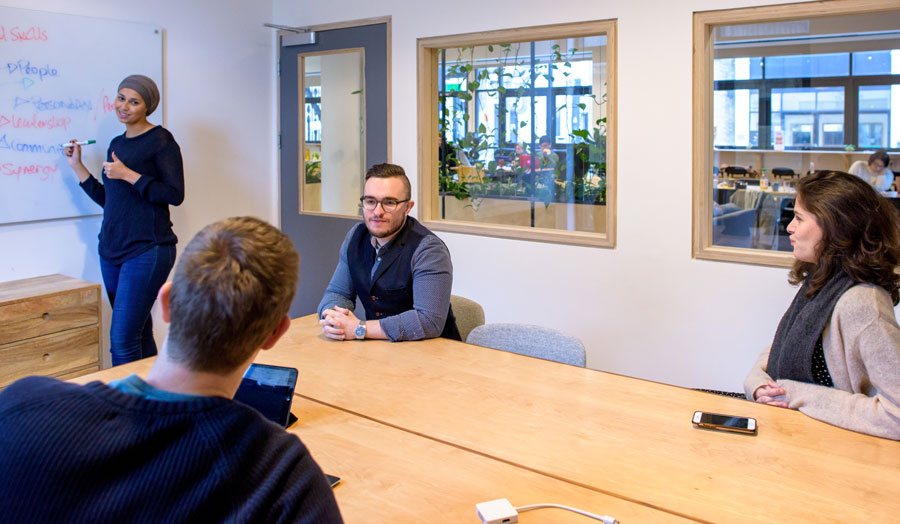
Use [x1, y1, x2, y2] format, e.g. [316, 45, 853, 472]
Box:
[64, 74, 184, 366]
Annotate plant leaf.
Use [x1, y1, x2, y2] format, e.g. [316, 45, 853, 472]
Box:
[571, 129, 589, 139]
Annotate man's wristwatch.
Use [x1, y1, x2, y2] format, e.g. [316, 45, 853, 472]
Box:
[354, 320, 367, 340]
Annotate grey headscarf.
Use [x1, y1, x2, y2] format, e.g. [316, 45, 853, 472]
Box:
[118, 74, 160, 116]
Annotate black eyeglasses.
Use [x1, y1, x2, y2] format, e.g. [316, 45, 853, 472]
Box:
[359, 196, 409, 212]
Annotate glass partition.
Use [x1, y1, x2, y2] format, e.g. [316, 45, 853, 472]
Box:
[299, 50, 365, 216]
[419, 20, 617, 247]
[695, 4, 900, 265]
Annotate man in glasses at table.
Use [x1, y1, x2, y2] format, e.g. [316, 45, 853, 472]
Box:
[318, 163, 461, 342]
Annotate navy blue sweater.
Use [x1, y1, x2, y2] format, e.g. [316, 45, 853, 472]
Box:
[80, 126, 184, 265]
[0, 376, 343, 524]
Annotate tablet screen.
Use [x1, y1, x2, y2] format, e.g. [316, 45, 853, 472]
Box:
[234, 363, 298, 427]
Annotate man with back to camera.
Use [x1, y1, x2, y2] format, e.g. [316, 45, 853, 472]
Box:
[0, 217, 343, 523]
[318, 163, 461, 342]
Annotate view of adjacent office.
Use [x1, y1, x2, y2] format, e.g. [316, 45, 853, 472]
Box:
[418, 21, 617, 247]
[694, 4, 900, 265]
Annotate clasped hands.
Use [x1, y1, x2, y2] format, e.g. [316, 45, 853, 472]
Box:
[319, 306, 360, 341]
[753, 380, 788, 408]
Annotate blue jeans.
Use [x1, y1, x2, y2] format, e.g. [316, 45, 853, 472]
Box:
[100, 245, 176, 366]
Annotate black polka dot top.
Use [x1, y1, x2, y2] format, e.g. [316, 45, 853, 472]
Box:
[811, 336, 834, 387]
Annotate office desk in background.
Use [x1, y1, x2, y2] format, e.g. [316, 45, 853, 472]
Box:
[73, 314, 900, 523]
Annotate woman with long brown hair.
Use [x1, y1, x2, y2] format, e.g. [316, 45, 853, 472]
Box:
[745, 170, 900, 440]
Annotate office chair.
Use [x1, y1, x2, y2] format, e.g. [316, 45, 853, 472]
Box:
[466, 323, 586, 367]
[449, 295, 485, 343]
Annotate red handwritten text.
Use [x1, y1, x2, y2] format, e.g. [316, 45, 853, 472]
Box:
[0, 25, 49, 42]
[2, 162, 58, 181]
[0, 113, 71, 130]
[92, 90, 116, 121]
[101, 94, 115, 113]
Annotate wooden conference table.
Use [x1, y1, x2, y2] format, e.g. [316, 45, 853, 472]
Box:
[74, 314, 900, 523]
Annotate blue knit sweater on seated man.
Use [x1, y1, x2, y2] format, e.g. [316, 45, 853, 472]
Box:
[0, 376, 343, 524]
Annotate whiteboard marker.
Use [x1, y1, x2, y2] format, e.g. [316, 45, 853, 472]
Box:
[61, 140, 96, 148]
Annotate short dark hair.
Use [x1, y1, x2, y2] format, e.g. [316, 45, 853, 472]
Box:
[539, 135, 552, 145]
[869, 149, 891, 168]
[365, 163, 411, 199]
[790, 171, 900, 304]
[167, 217, 299, 373]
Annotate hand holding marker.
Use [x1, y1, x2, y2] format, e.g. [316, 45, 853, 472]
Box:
[61, 139, 96, 148]
[61, 140, 95, 174]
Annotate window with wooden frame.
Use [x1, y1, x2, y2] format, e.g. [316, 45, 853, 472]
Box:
[693, 1, 900, 266]
[418, 20, 617, 247]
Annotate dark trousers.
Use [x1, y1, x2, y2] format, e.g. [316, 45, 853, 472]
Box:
[100, 245, 176, 366]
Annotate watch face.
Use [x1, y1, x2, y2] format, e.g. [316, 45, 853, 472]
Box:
[355, 324, 366, 339]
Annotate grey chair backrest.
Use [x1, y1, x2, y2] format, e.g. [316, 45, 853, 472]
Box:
[450, 295, 485, 342]
[466, 323, 586, 367]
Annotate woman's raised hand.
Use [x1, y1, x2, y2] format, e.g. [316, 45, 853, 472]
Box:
[63, 140, 82, 167]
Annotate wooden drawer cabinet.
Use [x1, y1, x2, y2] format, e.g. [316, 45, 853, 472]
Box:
[0, 275, 102, 389]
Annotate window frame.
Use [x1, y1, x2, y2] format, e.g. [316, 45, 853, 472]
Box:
[417, 20, 617, 248]
[693, 0, 900, 267]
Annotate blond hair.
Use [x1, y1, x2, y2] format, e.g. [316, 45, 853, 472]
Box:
[167, 217, 299, 373]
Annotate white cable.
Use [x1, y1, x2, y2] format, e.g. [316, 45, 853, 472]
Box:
[515, 503, 618, 524]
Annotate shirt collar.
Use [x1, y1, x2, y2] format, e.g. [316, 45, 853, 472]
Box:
[370, 234, 394, 253]
[369, 216, 408, 252]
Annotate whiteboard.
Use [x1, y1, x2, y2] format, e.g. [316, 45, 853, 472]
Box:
[0, 7, 162, 224]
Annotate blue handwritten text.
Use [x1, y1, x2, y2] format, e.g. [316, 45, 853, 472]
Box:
[0, 133, 64, 154]
[6, 60, 58, 81]
[13, 96, 92, 112]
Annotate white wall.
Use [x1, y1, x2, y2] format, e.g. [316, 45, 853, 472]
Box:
[0, 0, 277, 367]
[271, 0, 838, 391]
[3, 0, 885, 392]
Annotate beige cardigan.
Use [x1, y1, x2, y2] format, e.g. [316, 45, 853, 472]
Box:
[745, 284, 900, 440]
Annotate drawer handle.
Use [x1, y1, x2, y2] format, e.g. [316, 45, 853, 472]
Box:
[42, 313, 50, 321]
[42, 353, 51, 361]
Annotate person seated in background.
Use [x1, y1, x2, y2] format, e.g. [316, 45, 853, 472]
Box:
[511, 142, 530, 168]
[318, 163, 461, 342]
[0, 217, 344, 523]
[536, 135, 559, 170]
[745, 171, 900, 440]
[848, 149, 893, 193]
